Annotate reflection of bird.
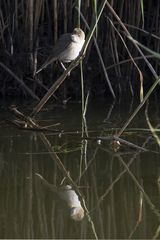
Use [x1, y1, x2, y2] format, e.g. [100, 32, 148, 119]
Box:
[36, 28, 85, 74]
[58, 185, 84, 221]
[35, 173, 85, 221]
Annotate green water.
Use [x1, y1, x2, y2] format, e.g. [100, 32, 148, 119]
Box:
[0, 100, 160, 239]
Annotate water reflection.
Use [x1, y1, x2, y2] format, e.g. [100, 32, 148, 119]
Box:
[0, 100, 159, 238]
[35, 173, 84, 221]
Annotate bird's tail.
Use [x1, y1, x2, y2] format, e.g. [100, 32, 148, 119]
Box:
[36, 56, 57, 74]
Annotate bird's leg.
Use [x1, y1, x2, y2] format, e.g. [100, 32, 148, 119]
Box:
[60, 61, 66, 71]
[59, 61, 70, 76]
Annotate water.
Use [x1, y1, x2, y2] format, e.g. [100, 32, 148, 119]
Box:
[0, 99, 160, 239]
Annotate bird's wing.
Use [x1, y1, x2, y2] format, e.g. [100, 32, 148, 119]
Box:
[36, 33, 72, 74]
[52, 33, 73, 56]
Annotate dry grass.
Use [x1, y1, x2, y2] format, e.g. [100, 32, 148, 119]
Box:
[0, 0, 160, 99]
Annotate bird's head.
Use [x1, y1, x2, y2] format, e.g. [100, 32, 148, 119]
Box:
[72, 28, 85, 42]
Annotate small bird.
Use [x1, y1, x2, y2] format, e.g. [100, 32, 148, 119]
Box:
[36, 28, 85, 74]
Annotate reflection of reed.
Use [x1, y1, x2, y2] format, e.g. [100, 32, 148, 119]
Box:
[23, 135, 33, 239]
[0, 116, 160, 238]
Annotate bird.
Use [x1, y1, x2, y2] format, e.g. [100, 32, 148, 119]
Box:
[36, 28, 85, 74]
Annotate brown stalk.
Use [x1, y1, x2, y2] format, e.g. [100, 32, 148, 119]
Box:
[31, 55, 83, 117]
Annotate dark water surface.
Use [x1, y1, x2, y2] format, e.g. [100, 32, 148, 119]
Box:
[0, 99, 160, 239]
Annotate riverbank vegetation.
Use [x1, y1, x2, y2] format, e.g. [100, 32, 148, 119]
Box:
[0, 0, 160, 101]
